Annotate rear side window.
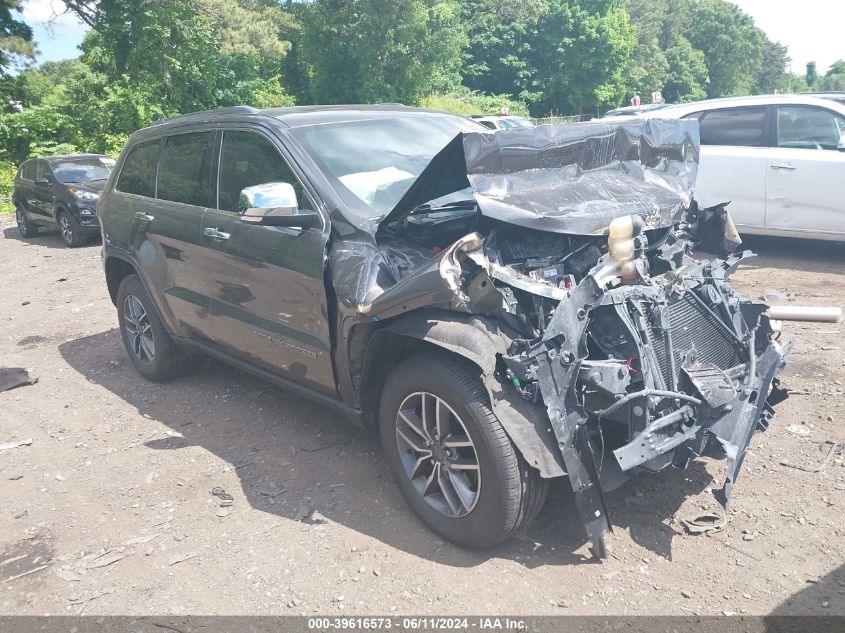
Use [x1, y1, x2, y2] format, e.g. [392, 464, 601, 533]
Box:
[19, 163, 35, 180]
[777, 106, 845, 150]
[117, 139, 161, 198]
[699, 107, 768, 147]
[157, 131, 215, 207]
[217, 130, 313, 212]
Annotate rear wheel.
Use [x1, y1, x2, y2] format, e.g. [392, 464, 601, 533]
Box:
[15, 205, 38, 238]
[57, 209, 84, 247]
[379, 351, 547, 549]
[116, 274, 197, 381]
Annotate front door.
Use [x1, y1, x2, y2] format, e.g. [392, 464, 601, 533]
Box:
[766, 104, 845, 238]
[30, 161, 57, 225]
[199, 128, 336, 394]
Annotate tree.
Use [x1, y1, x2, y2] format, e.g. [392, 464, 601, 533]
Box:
[686, 0, 764, 97]
[464, 0, 636, 115]
[623, 38, 669, 102]
[662, 36, 707, 102]
[821, 59, 845, 92]
[755, 39, 789, 94]
[1, 0, 35, 75]
[805, 61, 819, 89]
[298, 0, 466, 105]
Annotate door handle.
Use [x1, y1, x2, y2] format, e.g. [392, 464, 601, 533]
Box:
[135, 212, 155, 221]
[770, 164, 796, 170]
[204, 227, 230, 240]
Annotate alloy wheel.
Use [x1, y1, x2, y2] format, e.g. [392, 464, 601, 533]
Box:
[15, 207, 24, 232]
[59, 214, 73, 244]
[395, 391, 481, 518]
[123, 294, 155, 365]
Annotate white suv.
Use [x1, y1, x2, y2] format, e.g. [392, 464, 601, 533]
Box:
[645, 95, 845, 241]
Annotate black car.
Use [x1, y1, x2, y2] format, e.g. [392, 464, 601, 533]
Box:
[97, 105, 790, 557]
[13, 154, 115, 247]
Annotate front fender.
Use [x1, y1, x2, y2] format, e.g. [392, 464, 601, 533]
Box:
[379, 311, 566, 478]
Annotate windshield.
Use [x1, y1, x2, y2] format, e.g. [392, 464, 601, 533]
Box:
[52, 157, 115, 183]
[290, 115, 479, 219]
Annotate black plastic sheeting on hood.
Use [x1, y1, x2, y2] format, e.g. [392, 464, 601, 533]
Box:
[379, 118, 700, 236]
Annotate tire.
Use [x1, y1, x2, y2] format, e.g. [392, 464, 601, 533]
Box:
[15, 204, 38, 238]
[116, 274, 197, 381]
[379, 351, 547, 549]
[57, 209, 85, 247]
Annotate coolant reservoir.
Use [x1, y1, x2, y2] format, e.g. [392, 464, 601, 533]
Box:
[608, 215, 635, 263]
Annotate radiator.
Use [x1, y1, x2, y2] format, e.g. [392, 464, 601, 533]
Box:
[644, 292, 746, 389]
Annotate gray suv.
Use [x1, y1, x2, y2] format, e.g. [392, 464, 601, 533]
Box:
[97, 105, 790, 557]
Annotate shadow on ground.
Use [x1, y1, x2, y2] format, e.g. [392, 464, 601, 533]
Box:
[3, 225, 101, 250]
[767, 563, 845, 628]
[58, 328, 714, 568]
[737, 235, 845, 276]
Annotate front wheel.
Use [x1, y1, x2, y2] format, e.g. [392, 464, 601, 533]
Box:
[57, 209, 84, 247]
[379, 351, 547, 549]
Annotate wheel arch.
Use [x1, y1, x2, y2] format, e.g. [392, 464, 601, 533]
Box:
[357, 310, 565, 478]
[104, 254, 140, 306]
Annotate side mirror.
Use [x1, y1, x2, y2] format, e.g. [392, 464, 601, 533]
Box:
[35, 178, 51, 186]
[238, 182, 321, 229]
[838, 139, 845, 152]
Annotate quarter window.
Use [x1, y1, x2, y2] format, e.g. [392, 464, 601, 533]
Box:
[157, 131, 215, 207]
[117, 139, 161, 198]
[698, 107, 768, 147]
[777, 106, 845, 150]
[217, 130, 312, 213]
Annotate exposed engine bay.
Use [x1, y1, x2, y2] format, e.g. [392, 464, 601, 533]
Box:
[330, 119, 800, 557]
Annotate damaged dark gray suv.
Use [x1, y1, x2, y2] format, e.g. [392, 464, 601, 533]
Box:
[97, 104, 791, 557]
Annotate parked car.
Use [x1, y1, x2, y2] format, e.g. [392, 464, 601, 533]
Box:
[803, 92, 845, 107]
[13, 154, 116, 246]
[643, 94, 845, 241]
[97, 105, 789, 556]
[470, 114, 534, 130]
[603, 103, 671, 117]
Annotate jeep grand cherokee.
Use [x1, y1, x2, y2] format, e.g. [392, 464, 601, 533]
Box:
[97, 105, 790, 557]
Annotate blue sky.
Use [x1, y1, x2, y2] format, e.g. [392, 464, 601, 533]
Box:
[19, 0, 845, 74]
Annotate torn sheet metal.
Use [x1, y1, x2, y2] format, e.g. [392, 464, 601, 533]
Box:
[380, 118, 700, 235]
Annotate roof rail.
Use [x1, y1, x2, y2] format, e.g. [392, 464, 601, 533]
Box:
[151, 105, 261, 126]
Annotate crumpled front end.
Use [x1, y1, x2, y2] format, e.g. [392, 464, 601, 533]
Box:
[487, 218, 791, 556]
[331, 118, 794, 557]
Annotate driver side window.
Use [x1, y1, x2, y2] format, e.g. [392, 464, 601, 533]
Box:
[777, 106, 844, 151]
[217, 130, 313, 213]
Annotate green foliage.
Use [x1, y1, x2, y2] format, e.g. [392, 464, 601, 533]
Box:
[805, 62, 819, 90]
[686, 0, 765, 97]
[419, 88, 529, 117]
[1, 0, 35, 75]
[0, 159, 16, 214]
[662, 37, 707, 102]
[464, 0, 636, 115]
[821, 60, 845, 92]
[298, 0, 466, 105]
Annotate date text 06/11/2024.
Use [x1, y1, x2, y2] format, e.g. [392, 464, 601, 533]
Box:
[306, 617, 527, 630]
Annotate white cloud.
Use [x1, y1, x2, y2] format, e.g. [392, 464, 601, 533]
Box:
[22, 0, 87, 33]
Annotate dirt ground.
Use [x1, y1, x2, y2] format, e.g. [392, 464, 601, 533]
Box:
[1, 216, 843, 617]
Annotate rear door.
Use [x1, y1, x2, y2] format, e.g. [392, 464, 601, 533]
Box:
[693, 106, 770, 230]
[119, 129, 219, 341]
[15, 162, 39, 219]
[765, 104, 845, 238]
[199, 127, 336, 394]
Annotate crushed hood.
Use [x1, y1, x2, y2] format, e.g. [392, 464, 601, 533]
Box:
[378, 118, 700, 236]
